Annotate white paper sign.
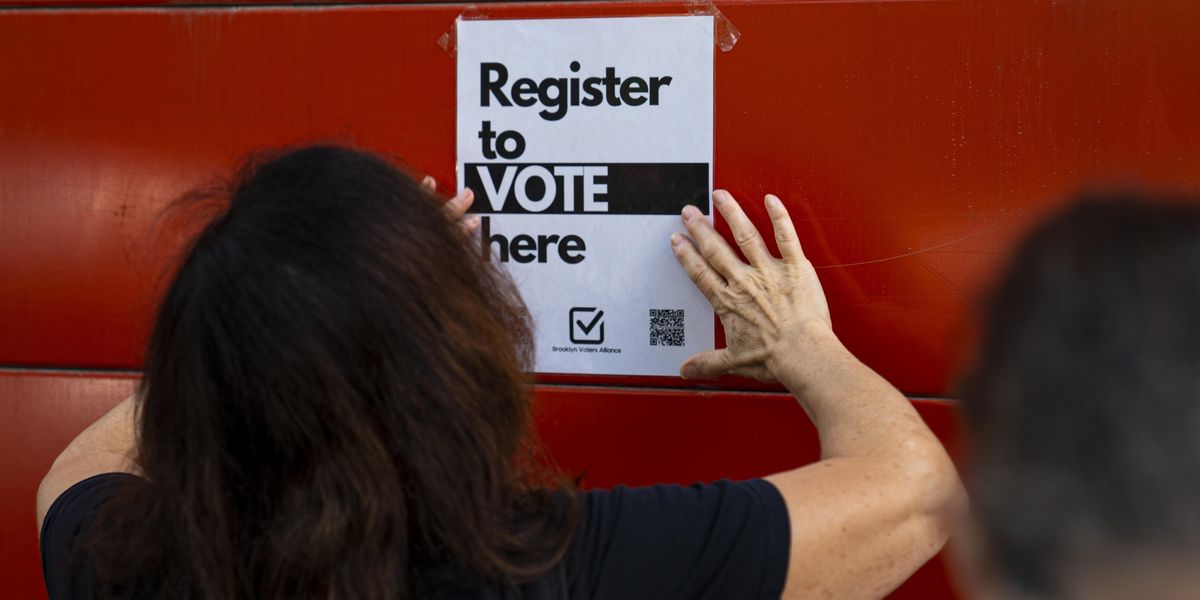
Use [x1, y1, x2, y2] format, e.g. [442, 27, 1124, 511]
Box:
[457, 16, 715, 376]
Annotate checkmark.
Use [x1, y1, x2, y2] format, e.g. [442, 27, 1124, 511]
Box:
[569, 307, 605, 345]
[576, 311, 604, 334]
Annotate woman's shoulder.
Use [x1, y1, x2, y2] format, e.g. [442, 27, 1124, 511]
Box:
[41, 472, 144, 600]
[574, 478, 786, 528]
[565, 479, 789, 599]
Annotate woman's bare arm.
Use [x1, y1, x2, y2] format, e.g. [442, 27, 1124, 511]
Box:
[672, 191, 963, 600]
[36, 393, 139, 534]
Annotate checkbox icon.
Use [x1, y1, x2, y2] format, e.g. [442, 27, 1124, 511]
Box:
[570, 307, 605, 345]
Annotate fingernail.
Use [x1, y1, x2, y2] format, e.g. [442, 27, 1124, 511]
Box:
[462, 188, 474, 199]
[682, 205, 700, 222]
[765, 194, 781, 209]
[681, 364, 699, 379]
[423, 175, 435, 186]
[670, 233, 684, 247]
[713, 190, 728, 205]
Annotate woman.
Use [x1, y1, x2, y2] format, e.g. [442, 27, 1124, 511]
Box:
[38, 146, 959, 599]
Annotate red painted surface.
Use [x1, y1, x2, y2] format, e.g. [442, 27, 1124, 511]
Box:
[3, 1, 1199, 393]
[0, 371, 960, 599]
[0, 0, 447, 6]
[3, 1, 1199, 598]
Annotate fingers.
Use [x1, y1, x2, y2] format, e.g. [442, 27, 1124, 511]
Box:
[461, 214, 481, 235]
[682, 204, 746, 280]
[764, 194, 804, 262]
[444, 188, 475, 220]
[714, 190, 771, 266]
[680, 349, 731, 380]
[671, 233, 726, 303]
[424, 176, 479, 234]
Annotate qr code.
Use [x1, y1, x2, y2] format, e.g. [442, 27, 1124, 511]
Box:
[649, 309, 685, 346]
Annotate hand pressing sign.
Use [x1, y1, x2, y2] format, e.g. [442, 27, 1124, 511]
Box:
[671, 191, 831, 382]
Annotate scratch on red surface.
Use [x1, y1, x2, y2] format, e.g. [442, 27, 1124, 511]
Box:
[815, 209, 1025, 269]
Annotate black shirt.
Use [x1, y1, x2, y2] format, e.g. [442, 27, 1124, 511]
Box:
[42, 473, 790, 599]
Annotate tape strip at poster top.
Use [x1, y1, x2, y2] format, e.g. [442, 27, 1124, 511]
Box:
[437, 1, 741, 56]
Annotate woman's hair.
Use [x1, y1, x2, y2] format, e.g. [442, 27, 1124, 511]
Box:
[959, 192, 1200, 597]
[87, 146, 576, 599]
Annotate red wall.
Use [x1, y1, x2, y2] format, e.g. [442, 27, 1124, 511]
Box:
[3, 1, 1199, 598]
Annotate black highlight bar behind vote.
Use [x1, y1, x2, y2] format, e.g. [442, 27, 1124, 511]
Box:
[465, 163, 709, 215]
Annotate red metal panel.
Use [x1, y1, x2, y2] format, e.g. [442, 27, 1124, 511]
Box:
[0, 371, 960, 599]
[3, 2, 1199, 598]
[3, 2, 1199, 394]
[0, 0, 448, 6]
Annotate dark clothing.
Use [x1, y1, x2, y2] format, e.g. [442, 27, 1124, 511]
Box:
[42, 473, 790, 599]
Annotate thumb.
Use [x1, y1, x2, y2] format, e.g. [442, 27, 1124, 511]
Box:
[681, 349, 730, 380]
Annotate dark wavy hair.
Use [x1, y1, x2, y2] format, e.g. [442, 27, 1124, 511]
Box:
[85, 146, 576, 599]
[960, 192, 1200, 597]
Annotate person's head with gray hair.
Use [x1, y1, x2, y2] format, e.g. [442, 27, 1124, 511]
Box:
[959, 192, 1200, 600]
